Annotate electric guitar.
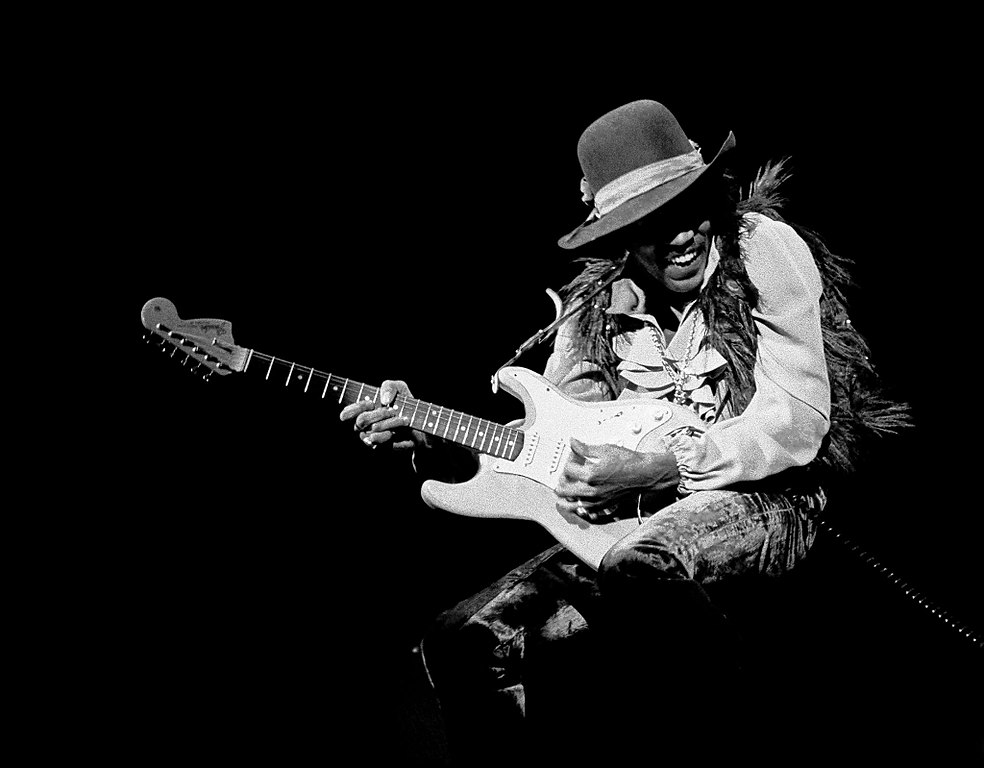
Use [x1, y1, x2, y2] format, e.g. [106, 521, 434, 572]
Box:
[141, 297, 705, 569]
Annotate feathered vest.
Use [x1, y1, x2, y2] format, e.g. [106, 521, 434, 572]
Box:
[558, 162, 910, 477]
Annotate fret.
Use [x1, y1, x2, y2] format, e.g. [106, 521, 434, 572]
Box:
[244, 348, 255, 372]
[285, 361, 295, 386]
[356, 382, 366, 402]
[479, 420, 493, 453]
[441, 409, 452, 439]
[265, 355, 276, 381]
[435, 406, 451, 434]
[468, 416, 480, 448]
[409, 399, 423, 430]
[304, 366, 314, 393]
[425, 405, 440, 431]
[322, 376, 331, 399]
[494, 425, 507, 458]
[338, 379, 348, 404]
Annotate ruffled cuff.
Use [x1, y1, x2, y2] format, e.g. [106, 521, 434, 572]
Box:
[663, 430, 705, 495]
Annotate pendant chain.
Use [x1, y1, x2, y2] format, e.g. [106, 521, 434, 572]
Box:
[649, 313, 702, 405]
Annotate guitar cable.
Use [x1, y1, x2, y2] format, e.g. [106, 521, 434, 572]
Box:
[816, 516, 983, 651]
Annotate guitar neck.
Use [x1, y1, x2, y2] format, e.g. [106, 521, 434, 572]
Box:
[240, 349, 524, 460]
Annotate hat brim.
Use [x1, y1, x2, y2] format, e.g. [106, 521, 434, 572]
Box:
[558, 131, 736, 250]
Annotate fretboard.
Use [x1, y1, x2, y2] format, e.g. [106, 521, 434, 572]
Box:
[241, 349, 524, 460]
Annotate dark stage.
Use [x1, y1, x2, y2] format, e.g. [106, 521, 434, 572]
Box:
[117, 39, 982, 765]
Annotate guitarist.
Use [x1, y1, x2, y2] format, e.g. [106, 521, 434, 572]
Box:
[340, 100, 903, 762]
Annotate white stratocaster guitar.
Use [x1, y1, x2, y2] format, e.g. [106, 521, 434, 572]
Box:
[141, 297, 705, 569]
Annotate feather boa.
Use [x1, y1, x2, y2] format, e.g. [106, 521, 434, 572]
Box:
[557, 160, 911, 476]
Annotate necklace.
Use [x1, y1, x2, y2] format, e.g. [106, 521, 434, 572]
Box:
[648, 313, 702, 405]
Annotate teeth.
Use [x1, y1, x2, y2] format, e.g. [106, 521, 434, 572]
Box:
[669, 251, 698, 267]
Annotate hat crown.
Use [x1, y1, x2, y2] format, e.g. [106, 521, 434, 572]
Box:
[578, 100, 694, 196]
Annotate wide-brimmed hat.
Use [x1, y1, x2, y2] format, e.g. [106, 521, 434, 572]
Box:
[558, 100, 735, 249]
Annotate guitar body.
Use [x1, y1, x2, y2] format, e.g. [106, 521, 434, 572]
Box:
[421, 366, 704, 569]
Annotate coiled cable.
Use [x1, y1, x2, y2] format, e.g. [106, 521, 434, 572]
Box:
[817, 516, 983, 650]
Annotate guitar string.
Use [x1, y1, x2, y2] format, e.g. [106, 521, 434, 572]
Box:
[239, 350, 521, 447]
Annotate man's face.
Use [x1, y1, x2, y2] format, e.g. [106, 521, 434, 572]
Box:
[622, 195, 713, 297]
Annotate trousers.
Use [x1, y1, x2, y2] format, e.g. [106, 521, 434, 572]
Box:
[420, 483, 827, 764]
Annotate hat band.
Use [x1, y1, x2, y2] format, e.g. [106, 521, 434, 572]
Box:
[591, 145, 704, 218]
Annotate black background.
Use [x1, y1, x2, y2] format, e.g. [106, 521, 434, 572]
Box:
[105, 24, 983, 764]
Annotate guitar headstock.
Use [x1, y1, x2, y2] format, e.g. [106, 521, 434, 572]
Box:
[141, 297, 247, 377]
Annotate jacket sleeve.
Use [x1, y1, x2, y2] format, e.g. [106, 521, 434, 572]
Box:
[666, 215, 831, 491]
[542, 318, 612, 402]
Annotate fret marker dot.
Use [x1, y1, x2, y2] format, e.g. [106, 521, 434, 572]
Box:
[428, 422, 434, 428]
[460, 426, 466, 432]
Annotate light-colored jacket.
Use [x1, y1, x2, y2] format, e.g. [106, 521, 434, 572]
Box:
[544, 213, 831, 493]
